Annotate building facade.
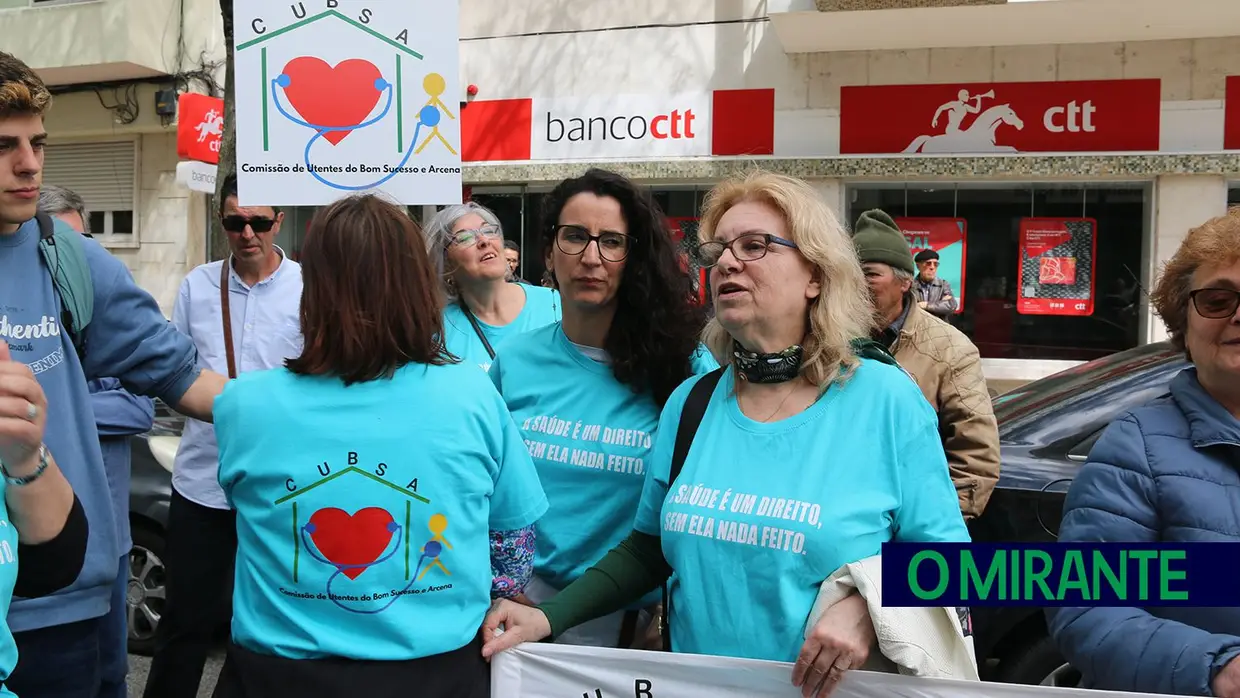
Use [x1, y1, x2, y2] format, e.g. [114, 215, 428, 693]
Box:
[7, 0, 1240, 384]
[1, 0, 224, 314]
[450, 0, 1240, 383]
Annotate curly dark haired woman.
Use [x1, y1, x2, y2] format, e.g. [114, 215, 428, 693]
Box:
[487, 168, 716, 646]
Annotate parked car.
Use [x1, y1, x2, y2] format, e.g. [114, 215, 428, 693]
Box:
[969, 341, 1188, 686]
[126, 400, 182, 655]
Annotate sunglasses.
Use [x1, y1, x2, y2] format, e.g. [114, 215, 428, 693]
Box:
[1189, 288, 1240, 319]
[222, 215, 276, 234]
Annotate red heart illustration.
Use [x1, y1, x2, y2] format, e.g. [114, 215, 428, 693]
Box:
[281, 57, 383, 146]
[308, 507, 394, 580]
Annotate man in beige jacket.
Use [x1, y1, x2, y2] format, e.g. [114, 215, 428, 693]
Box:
[851, 209, 1000, 520]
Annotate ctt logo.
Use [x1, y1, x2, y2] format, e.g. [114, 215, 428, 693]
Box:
[546, 107, 697, 143]
[532, 94, 712, 159]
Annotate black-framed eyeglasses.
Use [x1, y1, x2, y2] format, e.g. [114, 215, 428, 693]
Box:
[554, 225, 632, 263]
[222, 215, 276, 234]
[1189, 287, 1240, 319]
[692, 232, 798, 268]
[449, 224, 501, 248]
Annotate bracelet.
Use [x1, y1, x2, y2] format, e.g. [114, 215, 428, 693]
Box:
[2, 444, 50, 487]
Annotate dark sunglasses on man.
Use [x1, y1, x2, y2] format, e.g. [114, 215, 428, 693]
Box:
[222, 215, 277, 234]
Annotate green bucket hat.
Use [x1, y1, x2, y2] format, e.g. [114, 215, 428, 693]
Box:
[852, 209, 915, 275]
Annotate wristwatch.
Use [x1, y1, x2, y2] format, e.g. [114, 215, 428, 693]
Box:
[2, 444, 50, 487]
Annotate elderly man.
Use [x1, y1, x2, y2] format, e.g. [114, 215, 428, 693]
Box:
[38, 184, 154, 698]
[852, 209, 1000, 521]
[913, 248, 958, 320]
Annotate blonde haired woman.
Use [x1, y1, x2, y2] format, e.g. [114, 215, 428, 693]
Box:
[480, 171, 968, 698]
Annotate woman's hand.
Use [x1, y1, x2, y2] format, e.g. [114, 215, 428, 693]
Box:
[0, 341, 46, 473]
[479, 599, 552, 660]
[792, 591, 876, 698]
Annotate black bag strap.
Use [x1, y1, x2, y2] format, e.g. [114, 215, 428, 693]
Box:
[660, 366, 725, 650]
[459, 300, 496, 360]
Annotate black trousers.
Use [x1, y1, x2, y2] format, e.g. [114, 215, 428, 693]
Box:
[142, 490, 237, 698]
[213, 637, 489, 698]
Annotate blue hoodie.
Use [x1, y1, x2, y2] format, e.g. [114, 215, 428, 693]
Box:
[88, 378, 155, 555]
[2, 218, 199, 633]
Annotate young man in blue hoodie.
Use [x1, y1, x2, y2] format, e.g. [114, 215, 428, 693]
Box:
[0, 51, 227, 697]
[39, 183, 157, 698]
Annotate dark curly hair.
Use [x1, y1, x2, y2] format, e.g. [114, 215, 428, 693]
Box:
[541, 168, 707, 407]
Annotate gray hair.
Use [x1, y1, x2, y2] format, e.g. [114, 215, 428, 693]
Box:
[424, 201, 504, 300]
[893, 267, 914, 283]
[38, 184, 89, 234]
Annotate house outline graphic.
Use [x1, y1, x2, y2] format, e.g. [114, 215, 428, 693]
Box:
[236, 9, 424, 152]
[275, 465, 431, 583]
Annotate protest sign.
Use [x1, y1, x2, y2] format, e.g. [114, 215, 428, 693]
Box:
[491, 643, 1188, 698]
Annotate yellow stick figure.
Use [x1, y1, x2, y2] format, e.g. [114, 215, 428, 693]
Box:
[421, 73, 455, 120]
[419, 513, 452, 580]
[415, 73, 458, 155]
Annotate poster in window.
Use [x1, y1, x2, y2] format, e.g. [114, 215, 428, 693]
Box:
[668, 217, 709, 305]
[1016, 217, 1097, 316]
[894, 217, 967, 314]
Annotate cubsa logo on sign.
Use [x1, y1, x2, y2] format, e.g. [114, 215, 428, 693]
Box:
[532, 94, 711, 161]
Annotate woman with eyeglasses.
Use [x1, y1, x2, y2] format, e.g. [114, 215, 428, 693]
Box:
[210, 194, 547, 698]
[480, 171, 967, 698]
[487, 169, 717, 648]
[425, 202, 561, 372]
[1047, 209, 1240, 697]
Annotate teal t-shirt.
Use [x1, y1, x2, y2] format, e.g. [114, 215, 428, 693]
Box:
[443, 284, 561, 372]
[634, 360, 970, 663]
[215, 362, 549, 661]
[0, 491, 18, 697]
[489, 324, 718, 599]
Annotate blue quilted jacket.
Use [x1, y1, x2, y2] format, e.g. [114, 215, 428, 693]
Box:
[1046, 367, 1240, 696]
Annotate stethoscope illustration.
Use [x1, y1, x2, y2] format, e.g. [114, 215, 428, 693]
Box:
[269, 72, 436, 192]
[300, 521, 442, 614]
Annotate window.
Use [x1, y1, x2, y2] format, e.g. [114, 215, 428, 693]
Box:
[848, 182, 1149, 362]
[42, 140, 138, 245]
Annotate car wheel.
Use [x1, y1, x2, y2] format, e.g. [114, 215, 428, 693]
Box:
[995, 635, 1081, 687]
[127, 525, 168, 656]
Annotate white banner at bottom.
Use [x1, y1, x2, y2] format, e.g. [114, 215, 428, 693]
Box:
[491, 643, 1187, 698]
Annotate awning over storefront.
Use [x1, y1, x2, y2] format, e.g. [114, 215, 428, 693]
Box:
[769, 0, 1240, 53]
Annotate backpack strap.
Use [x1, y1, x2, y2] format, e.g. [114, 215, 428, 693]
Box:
[660, 366, 725, 651]
[35, 212, 94, 361]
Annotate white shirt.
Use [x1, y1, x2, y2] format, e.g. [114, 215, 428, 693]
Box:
[170, 252, 303, 509]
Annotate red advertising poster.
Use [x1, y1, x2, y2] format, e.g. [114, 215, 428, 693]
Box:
[894, 217, 967, 314]
[1225, 76, 1240, 151]
[668, 217, 708, 305]
[176, 93, 224, 164]
[1016, 218, 1097, 316]
[840, 79, 1160, 155]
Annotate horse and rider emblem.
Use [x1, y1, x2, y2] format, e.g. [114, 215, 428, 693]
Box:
[903, 89, 1025, 154]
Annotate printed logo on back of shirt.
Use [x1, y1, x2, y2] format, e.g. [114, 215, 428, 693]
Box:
[272, 450, 453, 613]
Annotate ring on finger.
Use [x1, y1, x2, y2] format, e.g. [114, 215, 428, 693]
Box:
[24, 402, 37, 422]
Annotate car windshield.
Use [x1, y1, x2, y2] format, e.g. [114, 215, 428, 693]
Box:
[993, 342, 1182, 426]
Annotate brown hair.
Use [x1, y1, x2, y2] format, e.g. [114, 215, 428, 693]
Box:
[286, 194, 454, 385]
[0, 52, 52, 118]
[1150, 206, 1240, 353]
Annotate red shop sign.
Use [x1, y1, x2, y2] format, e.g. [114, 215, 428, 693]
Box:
[1225, 76, 1240, 150]
[1016, 217, 1097, 317]
[894, 217, 967, 314]
[176, 93, 225, 165]
[840, 79, 1160, 155]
